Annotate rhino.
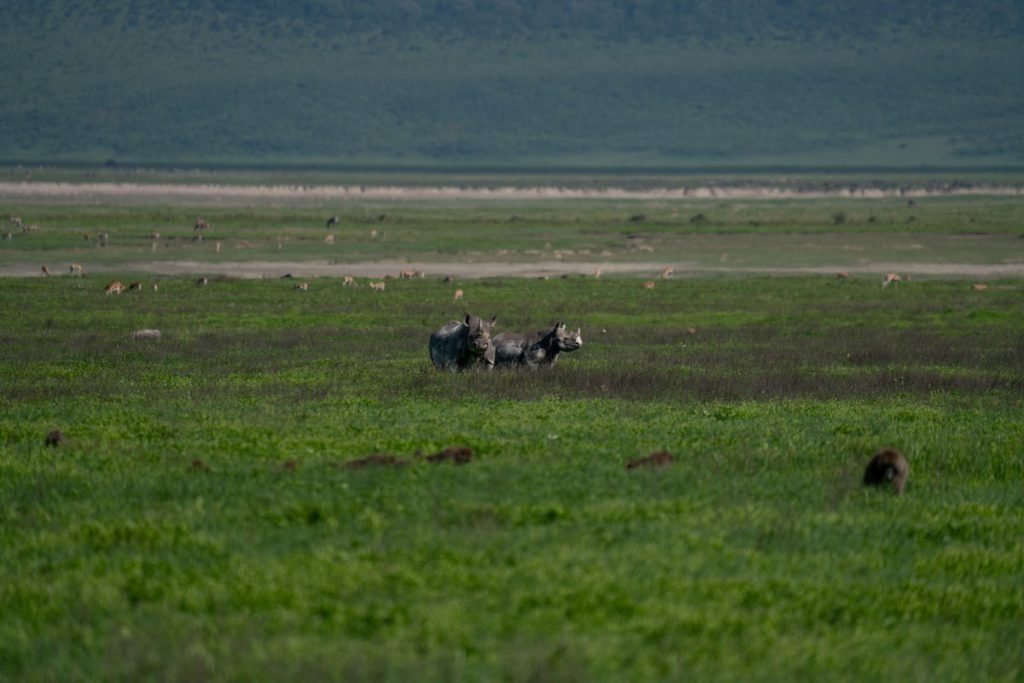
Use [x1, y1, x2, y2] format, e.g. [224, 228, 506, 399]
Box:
[493, 322, 583, 368]
[429, 314, 497, 371]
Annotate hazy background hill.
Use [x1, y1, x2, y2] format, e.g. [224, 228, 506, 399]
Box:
[2, 0, 1022, 170]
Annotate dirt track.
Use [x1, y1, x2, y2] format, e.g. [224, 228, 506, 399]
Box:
[3, 259, 1021, 279]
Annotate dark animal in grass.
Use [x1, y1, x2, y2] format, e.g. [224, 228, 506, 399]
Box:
[44, 429, 65, 447]
[281, 459, 298, 471]
[326, 215, 339, 228]
[863, 447, 908, 495]
[344, 453, 408, 469]
[423, 446, 473, 464]
[429, 314, 497, 371]
[493, 322, 582, 369]
[190, 458, 210, 471]
[626, 450, 673, 470]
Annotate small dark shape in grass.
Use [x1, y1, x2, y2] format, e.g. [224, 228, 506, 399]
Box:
[190, 458, 210, 471]
[863, 447, 908, 495]
[281, 273, 294, 279]
[344, 453, 408, 469]
[626, 450, 673, 470]
[425, 446, 473, 464]
[690, 213, 707, 224]
[630, 214, 647, 223]
[281, 459, 298, 471]
[832, 211, 847, 225]
[44, 429, 65, 447]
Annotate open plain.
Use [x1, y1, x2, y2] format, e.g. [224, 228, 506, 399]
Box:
[1, 176, 1022, 681]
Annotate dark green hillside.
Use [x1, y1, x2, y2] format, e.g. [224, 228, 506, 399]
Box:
[2, 1, 1023, 168]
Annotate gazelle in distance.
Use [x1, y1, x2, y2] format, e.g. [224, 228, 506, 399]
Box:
[104, 281, 125, 295]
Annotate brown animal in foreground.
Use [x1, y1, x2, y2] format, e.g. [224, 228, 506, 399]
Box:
[69, 263, 85, 276]
[642, 280, 656, 289]
[626, 450, 674, 470]
[369, 281, 386, 292]
[344, 453, 408, 469]
[343, 275, 356, 287]
[863, 447, 909, 495]
[44, 429, 65, 447]
[882, 272, 901, 288]
[424, 446, 473, 464]
[453, 288, 464, 301]
[41, 265, 51, 277]
[104, 280, 125, 295]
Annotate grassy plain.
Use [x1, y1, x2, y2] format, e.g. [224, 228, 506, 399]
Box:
[2, 262, 1023, 680]
[1, 189, 1023, 680]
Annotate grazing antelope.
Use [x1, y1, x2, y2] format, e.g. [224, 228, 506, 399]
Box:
[215, 241, 222, 254]
[453, 288, 464, 301]
[294, 282, 309, 291]
[21, 224, 38, 233]
[836, 271, 851, 280]
[594, 268, 603, 279]
[41, 265, 51, 277]
[9, 216, 22, 229]
[150, 231, 161, 240]
[194, 218, 209, 231]
[626, 451, 673, 470]
[399, 270, 420, 279]
[98, 232, 109, 246]
[197, 277, 209, 286]
[642, 280, 656, 289]
[442, 275, 454, 284]
[83, 233, 93, 245]
[151, 283, 159, 292]
[104, 280, 125, 295]
[324, 234, 335, 245]
[863, 447, 908, 495]
[69, 263, 85, 276]
[971, 283, 989, 291]
[343, 275, 356, 287]
[661, 266, 674, 279]
[369, 281, 386, 292]
[882, 272, 901, 288]
[326, 216, 340, 228]
[128, 281, 142, 291]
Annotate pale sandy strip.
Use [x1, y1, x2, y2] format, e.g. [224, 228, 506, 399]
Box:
[0, 181, 1022, 202]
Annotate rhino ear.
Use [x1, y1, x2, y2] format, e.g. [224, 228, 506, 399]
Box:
[490, 315, 497, 325]
[464, 314, 472, 325]
[557, 322, 566, 331]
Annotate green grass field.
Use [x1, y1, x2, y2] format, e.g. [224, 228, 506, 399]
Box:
[1, 245, 1022, 680]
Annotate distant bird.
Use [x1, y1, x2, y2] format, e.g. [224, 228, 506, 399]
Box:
[863, 447, 909, 495]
